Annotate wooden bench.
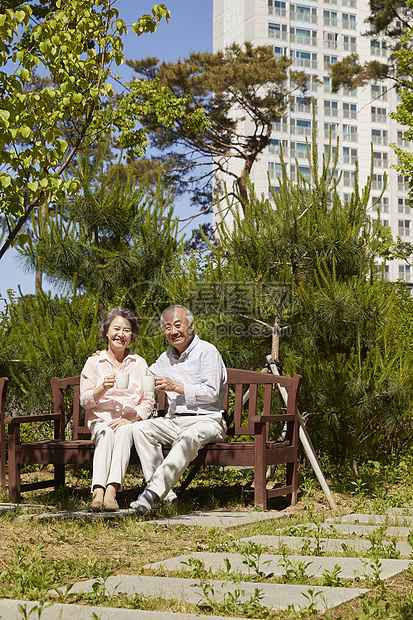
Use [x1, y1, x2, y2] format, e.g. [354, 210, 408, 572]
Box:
[2, 369, 301, 509]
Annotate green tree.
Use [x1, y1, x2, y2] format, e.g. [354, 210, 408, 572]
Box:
[163, 137, 413, 465]
[128, 42, 306, 211]
[18, 144, 180, 313]
[0, 0, 207, 259]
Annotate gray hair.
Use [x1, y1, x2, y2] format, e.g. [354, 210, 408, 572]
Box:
[99, 307, 139, 343]
[160, 305, 194, 328]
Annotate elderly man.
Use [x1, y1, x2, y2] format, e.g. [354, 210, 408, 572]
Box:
[130, 305, 227, 514]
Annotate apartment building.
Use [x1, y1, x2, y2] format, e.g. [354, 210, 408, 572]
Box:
[213, 0, 411, 282]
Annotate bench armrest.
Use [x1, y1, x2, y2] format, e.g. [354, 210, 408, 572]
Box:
[251, 414, 296, 424]
[5, 413, 61, 426]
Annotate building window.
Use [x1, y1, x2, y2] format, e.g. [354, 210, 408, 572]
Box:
[294, 97, 311, 113]
[343, 85, 357, 97]
[268, 162, 283, 179]
[324, 77, 331, 93]
[324, 122, 338, 140]
[291, 141, 310, 158]
[398, 220, 411, 237]
[373, 151, 388, 168]
[343, 35, 356, 52]
[324, 100, 339, 117]
[291, 4, 317, 23]
[269, 138, 288, 156]
[371, 107, 387, 123]
[399, 265, 411, 282]
[342, 0, 357, 7]
[372, 196, 389, 213]
[268, 23, 288, 40]
[291, 164, 312, 181]
[371, 84, 387, 101]
[304, 74, 319, 92]
[323, 10, 338, 27]
[343, 103, 357, 119]
[372, 174, 384, 191]
[343, 124, 358, 142]
[268, 0, 287, 17]
[370, 40, 386, 57]
[398, 175, 409, 192]
[398, 198, 411, 214]
[343, 170, 355, 187]
[343, 147, 358, 164]
[324, 31, 338, 49]
[342, 13, 356, 29]
[371, 129, 388, 146]
[272, 117, 288, 133]
[397, 130, 410, 147]
[323, 54, 338, 70]
[291, 27, 317, 46]
[274, 45, 288, 59]
[292, 50, 317, 68]
[324, 144, 337, 160]
[291, 118, 312, 136]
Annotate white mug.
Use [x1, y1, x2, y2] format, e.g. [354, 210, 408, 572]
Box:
[141, 374, 155, 392]
[116, 373, 130, 389]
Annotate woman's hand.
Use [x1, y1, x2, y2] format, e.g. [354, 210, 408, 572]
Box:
[107, 418, 132, 431]
[102, 374, 116, 391]
[93, 374, 115, 403]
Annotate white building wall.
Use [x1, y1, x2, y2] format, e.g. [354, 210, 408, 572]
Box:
[213, 0, 412, 283]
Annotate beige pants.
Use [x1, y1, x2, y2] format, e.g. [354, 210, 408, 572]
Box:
[90, 420, 134, 491]
[132, 413, 226, 500]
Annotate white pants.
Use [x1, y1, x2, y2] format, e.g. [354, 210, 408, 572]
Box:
[132, 413, 227, 500]
[90, 421, 134, 491]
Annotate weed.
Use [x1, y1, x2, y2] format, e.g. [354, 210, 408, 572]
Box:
[277, 544, 312, 583]
[320, 563, 347, 587]
[18, 601, 54, 619]
[180, 557, 208, 579]
[240, 540, 271, 577]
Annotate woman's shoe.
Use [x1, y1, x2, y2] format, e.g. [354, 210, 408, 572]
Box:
[87, 498, 103, 512]
[103, 498, 119, 512]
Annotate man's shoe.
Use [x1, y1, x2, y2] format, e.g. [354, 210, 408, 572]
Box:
[130, 489, 155, 514]
[164, 490, 178, 506]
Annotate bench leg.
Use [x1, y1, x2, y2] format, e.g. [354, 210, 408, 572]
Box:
[254, 424, 267, 510]
[8, 438, 21, 503]
[54, 464, 65, 491]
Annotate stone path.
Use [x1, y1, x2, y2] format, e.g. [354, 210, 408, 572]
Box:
[0, 505, 412, 618]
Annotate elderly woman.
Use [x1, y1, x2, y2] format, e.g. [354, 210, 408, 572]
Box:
[80, 307, 154, 512]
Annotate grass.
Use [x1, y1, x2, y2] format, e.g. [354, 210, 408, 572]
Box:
[1, 455, 413, 618]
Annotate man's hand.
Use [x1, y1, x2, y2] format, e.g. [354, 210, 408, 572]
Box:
[155, 376, 184, 395]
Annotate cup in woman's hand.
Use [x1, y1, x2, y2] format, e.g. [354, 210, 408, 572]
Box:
[116, 373, 130, 389]
[141, 374, 155, 392]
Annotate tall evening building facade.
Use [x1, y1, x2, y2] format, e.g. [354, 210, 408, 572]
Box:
[213, 0, 411, 282]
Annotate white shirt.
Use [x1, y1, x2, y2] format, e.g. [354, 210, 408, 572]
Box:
[149, 335, 227, 416]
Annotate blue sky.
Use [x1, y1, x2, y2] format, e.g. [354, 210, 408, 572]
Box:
[0, 0, 212, 302]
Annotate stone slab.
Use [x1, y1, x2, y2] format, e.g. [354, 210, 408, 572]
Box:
[326, 513, 413, 526]
[16, 508, 137, 521]
[239, 535, 412, 557]
[145, 552, 411, 580]
[68, 574, 369, 611]
[322, 523, 413, 538]
[146, 510, 288, 528]
[0, 599, 243, 620]
[16, 508, 289, 527]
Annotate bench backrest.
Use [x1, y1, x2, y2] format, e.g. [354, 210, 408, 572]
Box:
[51, 369, 302, 441]
[158, 368, 301, 439]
